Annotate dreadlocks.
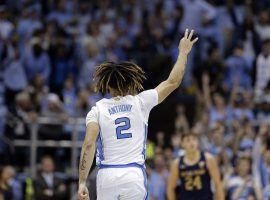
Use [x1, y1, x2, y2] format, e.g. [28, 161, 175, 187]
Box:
[93, 61, 146, 96]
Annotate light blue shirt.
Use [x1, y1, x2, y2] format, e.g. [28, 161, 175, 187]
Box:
[10, 178, 23, 200]
[17, 18, 42, 39]
[179, 0, 217, 33]
[4, 60, 28, 90]
[224, 55, 252, 90]
[47, 11, 72, 26]
[23, 51, 51, 82]
[148, 171, 168, 200]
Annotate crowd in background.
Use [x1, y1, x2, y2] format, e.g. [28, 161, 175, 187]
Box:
[1, 0, 270, 199]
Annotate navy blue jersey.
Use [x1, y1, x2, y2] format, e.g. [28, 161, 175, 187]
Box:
[178, 152, 213, 200]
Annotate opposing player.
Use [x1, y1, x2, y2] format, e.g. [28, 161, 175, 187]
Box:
[78, 29, 198, 200]
[167, 132, 224, 200]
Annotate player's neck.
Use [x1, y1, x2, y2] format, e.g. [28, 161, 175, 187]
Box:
[110, 90, 123, 97]
[185, 150, 200, 162]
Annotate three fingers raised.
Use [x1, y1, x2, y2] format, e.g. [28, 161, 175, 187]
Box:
[184, 29, 198, 44]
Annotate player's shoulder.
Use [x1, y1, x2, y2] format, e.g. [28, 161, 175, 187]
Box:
[136, 89, 158, 98]
[204, 152, 217, 168]
[168, 158, 180, 172]
[86, 105, 99, 126]
[204, 151, 215, 161]
[174, 157, 180, 165]
[135, 89, 158, 106]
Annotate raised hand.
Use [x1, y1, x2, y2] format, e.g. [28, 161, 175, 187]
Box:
[179, 29, 198, 55]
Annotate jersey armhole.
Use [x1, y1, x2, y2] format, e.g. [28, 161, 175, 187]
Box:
[134, 96, 148, 125]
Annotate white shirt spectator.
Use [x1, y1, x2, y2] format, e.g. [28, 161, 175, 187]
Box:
[255, 24, 270, 40]
[0, 19, 14, 40]
[179, 0, 217, 33]
[255, 53, 270, 97]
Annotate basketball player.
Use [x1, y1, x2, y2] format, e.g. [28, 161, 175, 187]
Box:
[78, 29, 198, 200]
[167, 132, 224, 200]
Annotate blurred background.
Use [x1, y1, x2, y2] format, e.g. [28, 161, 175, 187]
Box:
[1, 0, 270, 199]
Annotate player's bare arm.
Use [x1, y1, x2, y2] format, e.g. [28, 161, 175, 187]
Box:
[78, 122, 100, 200]
[205, 153, 225, 200]
[167, 158, 180, 200]
[155, 29, 198, 104]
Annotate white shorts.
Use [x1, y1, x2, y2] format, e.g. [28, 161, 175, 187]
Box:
[96, 166, 147, 200]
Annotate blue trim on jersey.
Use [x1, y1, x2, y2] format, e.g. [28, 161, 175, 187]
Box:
[141, 167, 148, 200]
[96, 132, 104, 165]
[142, 124, 148, 160]
[99, 162, 145, 169]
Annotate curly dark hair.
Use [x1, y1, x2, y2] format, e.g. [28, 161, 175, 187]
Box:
[93, 61, 146, 96]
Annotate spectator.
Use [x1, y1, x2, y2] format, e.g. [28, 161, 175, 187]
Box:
[17, 7, 42, 40]
[104, 34, 126, 61]
[192, 111, 210, 149]
[41, 93, 66, 120]
[46, 0, 72, 27]
[99, 13, 114, 42]
[255, 10, 270, 41]
[75, 89, 90, 117]
[174, 104, 189, 134]
[225, 156, 262, 200]
[156, 131, 165, 149]
[87, 83, 103, 107]
[0, 7, 14, 40]
[35, 156, 67, 200]
[22, 40, 51, 83]
[62, 76, 76, 117]
[39, 93, 68, 140]
[0, 166, 22, 200]
[79, 21, 106, 57]
[0, 167, 13, 200]
[78, 41, 101, 89]
[255, 39, 270, 100]
[0, 96, 7, 160]
[253, 123, 270, 199]
[207, 123, 233, 161]
[194, 46, 224, 91]
[118, 10, 141, 41]
[232, 120, 255, 155]
[202, 73, 233, 125]
[171, 134, 181, 158]
[257, 148, 270, 199]
[216, 1, 238, 54]
[76, 1, 91, 34]
[230, 89, 254, 121]
[179, 0, 217, 34]
[239, 13, 261, 65]
[223, 43, 252, 91]
[148, 154, 168, 200]
[28, 74, 49, 112]
[3, 45, 27, 105]
[5, 92, 37, 139]
[49, 43, 73, 94]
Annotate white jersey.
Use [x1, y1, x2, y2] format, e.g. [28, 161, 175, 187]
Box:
[86, 89, 158, 167]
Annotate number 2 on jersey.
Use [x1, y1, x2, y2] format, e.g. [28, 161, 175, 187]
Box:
[115, 117, 132, 139]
